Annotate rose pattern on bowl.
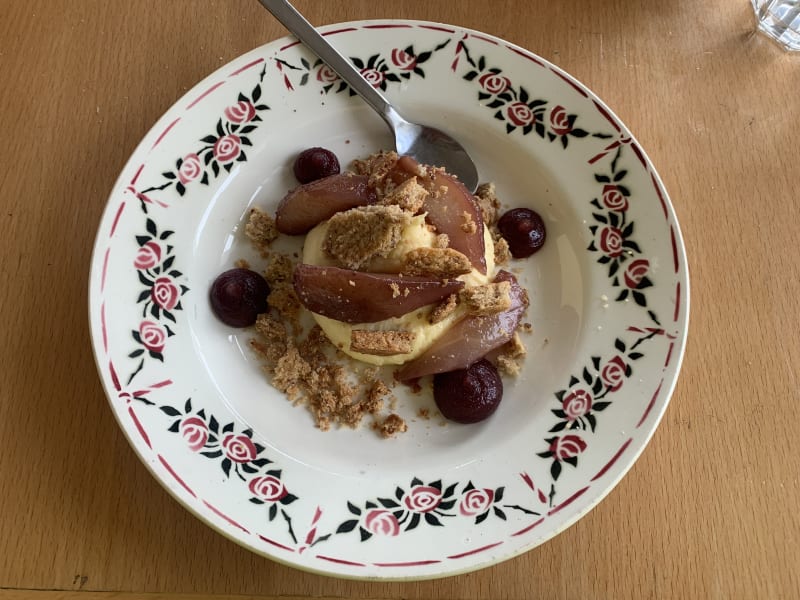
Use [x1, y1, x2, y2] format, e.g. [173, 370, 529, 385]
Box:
[333, 477, 537, 542]
[275, 39, 451, 93]
[454, 38, 614, 145]
[133, 65, 269, 207]
[587, 148, 656, 317]
[127, 218, 187, 383]
[92, 22, 686, 573]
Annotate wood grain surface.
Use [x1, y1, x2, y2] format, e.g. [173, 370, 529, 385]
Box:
[1, 1, 798, 598]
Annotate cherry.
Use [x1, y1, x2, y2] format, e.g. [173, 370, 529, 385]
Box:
[293, 147, 340, 183]
[497, 208, 546, 258]
[209, 268, 270, 327]
[433, 359, 503, 424]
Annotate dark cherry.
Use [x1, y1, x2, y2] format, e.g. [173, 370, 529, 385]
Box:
[209, 268, 270, 327]
[293, 147, 340, 183]
[433, 359, 503, 424]
[497, 208, 546, 258]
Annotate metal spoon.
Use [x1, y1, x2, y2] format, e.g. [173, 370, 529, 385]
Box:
[258, 0, 480, 192]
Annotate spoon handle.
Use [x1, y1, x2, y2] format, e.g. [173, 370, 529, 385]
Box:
[258, 0, 402, 129]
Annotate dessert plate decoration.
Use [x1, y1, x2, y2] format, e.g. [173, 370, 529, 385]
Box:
[89, 20, 688, 580]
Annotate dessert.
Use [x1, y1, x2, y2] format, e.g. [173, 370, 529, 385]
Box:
[210, 149, 547, 435]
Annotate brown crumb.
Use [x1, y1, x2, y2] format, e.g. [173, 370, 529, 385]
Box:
[494, 237, 511, 265]
[379, 176, 428, 214]
[429, 293, 459, 324]
[272, 346, 313, 402]
[235, 258, 251, 269]
[364, 380, 392, 414]
[496, 332, 527, 376]
[267, 283, 302, 333]
[461, 211, 478, 234]
[323, 205, 410, 269]
[390, 282, 401, 299]
[418, 408, 430, 420]
[460, 281, 512, 315]
[252, 314, 289, 362]
[433, 233, 450, 249]
[474, 182, 501, 227]
[522, 322, 533, 333]
[351, 330, 416, 356]
[245, 207, 279, 255]
[264, 253, 294, 285]
[402, 247, 472, 278]
[376, 413, 408, 438]
[350, 150, 399, 196]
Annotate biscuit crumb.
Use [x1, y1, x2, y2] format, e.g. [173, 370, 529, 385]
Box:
[402, 247, 472, 278]
[376, 413, 408, 438]
[351, 330, 416, 356]
[461, 210, 478, 234]
[351, 150, 399, 196]
[522, 322, 533, 333]
[323, 205, 410, 269]
[418, 408, 430, 420]
[390, 282, 401, 298]
[235, 258, 251, 269]
[494, 237, 511, 265]
[264, 253, 294, 285]
[460, 281, 512, 315]
[433, 233, 450, 249]
[245, 207, 279, 255]
[475, 183, 501, 227]
[429, 293, 459, 324]
[496, 332, 527, 376]
[380, 176, 428, 213]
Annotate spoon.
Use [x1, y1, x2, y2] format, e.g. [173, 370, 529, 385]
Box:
[258, 0, 480, 192]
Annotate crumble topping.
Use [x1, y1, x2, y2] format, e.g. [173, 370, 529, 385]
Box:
[433, 233, 450, 249]
[402, 247, 472, 278]
[351, 150, 400, 196]
[323, 205, 411, 269]
[245, 207, 279, 255]
[475, 182, 501, 227]
[496, 332, 528, 376]
[493, 237, 511, 265]
[429, 293, 459, 324]
[461, 210, 478, 234]
[460, 281, 512, 315]
[380, 176, 428, 214]
[350, 329, 416, 356]
[375, 413, 408, 438]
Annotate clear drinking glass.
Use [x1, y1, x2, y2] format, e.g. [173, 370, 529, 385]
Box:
[752, 0, 800, 50]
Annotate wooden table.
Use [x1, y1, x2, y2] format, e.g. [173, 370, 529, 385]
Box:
[1, 1, 797, 598]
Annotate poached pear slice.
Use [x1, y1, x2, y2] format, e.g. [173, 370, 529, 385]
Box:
[275, 173, 377, 235]
[293, 263, 465, 324]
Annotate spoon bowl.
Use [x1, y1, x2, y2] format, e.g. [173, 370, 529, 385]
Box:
[258, 0, 480, 191]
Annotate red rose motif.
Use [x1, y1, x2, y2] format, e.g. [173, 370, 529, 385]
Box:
[316, 65, 338, 83]
[478, 72, 510, 94]
[390, 48, 417, 71]
[624, 259, 650, 288]
[403, 485, 442, 513]
[178, 153, 202, 184]
[550, 105, 572, 135]
[224, 101, 256, 124]
[360, 68, 385, 88]
[602, 184, 629, 211]
[459, 488, 494, 516]
[549, 435, 587, 460]
[180, 416, 208, 452]
[364, 509, 400, 536]
[213, 134, 241, 163]
[134, 240, 162, 269]
[601, 356, 627, 391]
[562, 388, 593, 420]
[248, 475, 287, 502]
[507, 102, 535, 126]
[222, 434, 257, 463]
[138, 320, 166, 353]
[151, 276, 180, 310]
[599, 226, 623, 257]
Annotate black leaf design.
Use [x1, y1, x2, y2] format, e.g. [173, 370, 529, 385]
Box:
[201, 135, 217, 144]
[347, 501, 361, 516]
[249, 498, 264, 505]
[336, 516, 358, 533]
[586, 413, 597, 432]
[614, 169, 628, 182]
[280, 493, 298, 505]
[475, 511, 489, 524]
[593, 401, 611, 412]
[159, 405, 181, 417]
[595, 174, 611, 183]
[495, 487, 505, 502]
[632, 291, 647, 307]
[424, 513, 443, 526]
[549, 421, 568, 433]
[551, 460, 562, 480]
[184, 397, 192, 412]
[443, 482, 458, 498]
[209, 416, 219, 433]
[201, 449, 222, 458]
[564, 456, 579, 468]
[571, 128, 589, 138]
[493, 507, 507, 520]
[359, 527, 371, 542]
[407, 513, 421, 531]
[221, 458, 231, 478]
[268, 503, 277, 521]
[629, 352, 644, 360]
[168, 420, 180, 432]
[378, 497, 399, 509]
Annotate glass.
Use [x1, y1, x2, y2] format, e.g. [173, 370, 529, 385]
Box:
[753, 0, 800, 50]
